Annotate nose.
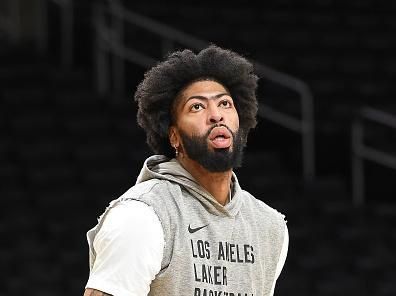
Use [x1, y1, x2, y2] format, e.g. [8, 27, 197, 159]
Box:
[208, 102, 223, 124]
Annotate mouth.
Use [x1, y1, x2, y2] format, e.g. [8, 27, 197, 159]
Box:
[208, 127, 232, 149]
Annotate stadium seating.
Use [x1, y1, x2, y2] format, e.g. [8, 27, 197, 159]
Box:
[1, 1, 395, 295]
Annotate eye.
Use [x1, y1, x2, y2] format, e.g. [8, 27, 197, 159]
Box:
[219, 100, 232, 108]
[190, 103, 204, 112]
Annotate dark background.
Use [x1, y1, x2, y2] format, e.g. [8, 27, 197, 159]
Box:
[1, 0, 396, 295]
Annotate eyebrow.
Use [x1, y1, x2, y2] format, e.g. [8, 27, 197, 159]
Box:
[184, 93, 230, 105]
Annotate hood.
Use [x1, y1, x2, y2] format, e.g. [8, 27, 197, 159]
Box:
[136, 155, 243, 217]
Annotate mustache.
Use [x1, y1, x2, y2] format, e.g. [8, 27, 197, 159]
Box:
[205, 124, 235, 138]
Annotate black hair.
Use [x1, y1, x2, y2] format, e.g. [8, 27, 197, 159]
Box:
[134, 44, 258, 157]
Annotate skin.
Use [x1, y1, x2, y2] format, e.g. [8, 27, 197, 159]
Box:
[83, 80, 239, 295]
[169, 80, 240, 206]
[83, 289, 111, 295]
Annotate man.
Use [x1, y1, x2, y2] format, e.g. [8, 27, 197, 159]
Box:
[84, 45, 288, 296]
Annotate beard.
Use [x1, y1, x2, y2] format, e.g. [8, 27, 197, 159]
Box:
[179, 124, 245, 172]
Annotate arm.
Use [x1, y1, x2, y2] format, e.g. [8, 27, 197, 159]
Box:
[269, 223, 289, 296]
[85, 201, 164, 296]
[274, 223, 289, 279]
[83, 288, 112, 296]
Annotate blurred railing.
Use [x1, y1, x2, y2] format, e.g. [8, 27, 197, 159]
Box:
[93, 0, 315, 183]
[254, 64, 315, 183]
[351, 107, 396, 206]
[36, 0, 74, 69]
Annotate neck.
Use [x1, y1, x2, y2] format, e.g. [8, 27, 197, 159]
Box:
[177, 156, 232, 206]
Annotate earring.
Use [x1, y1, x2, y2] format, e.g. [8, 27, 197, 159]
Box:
[174, 145, 179, 157]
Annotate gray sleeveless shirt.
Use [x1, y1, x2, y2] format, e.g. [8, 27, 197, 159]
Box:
[88, 155, 287, 296]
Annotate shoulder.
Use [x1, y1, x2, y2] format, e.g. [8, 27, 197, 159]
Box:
[96, 200, 163, 244]
[120, 179, 166, 200]
[92, 180, 166, 231]
[242, 190, 286, 217]
[102, 179, 181, 232]
[241, 190, 288, 255]
[240, 189, 287, 232]
[118, 179, 179, 203]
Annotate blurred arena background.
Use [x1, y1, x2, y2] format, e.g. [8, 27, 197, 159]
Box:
[1, 0, 396, 295]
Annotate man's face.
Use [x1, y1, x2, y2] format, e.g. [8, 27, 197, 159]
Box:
[170, 80, 244, 172]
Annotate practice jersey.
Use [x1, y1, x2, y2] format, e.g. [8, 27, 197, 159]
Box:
[86, 155, 288, 296]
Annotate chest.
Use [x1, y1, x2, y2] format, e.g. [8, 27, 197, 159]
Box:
[153, 211, 274, 296]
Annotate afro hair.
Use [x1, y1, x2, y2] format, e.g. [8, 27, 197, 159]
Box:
[134, 44, 259, 157]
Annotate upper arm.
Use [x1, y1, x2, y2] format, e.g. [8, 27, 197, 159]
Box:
[275, 222, 289, 279]
[269, 223, 289, 296]
[85, 201, 164, 295]
[83, 288, 112, 296]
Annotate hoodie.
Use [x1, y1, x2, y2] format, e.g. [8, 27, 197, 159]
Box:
[87, 155, 287, 296]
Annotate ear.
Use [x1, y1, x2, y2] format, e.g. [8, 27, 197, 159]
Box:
[168, 125, 180, 148]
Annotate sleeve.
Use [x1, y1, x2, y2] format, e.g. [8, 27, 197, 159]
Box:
[269, 223, 289, 296]
[85, 200, 164, 296]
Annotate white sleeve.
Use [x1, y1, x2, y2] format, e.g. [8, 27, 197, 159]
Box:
[269, 223, 289, 296]
[86, 201, 164, 296]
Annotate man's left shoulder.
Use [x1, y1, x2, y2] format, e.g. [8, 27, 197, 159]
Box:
[241, 190, 286, 220]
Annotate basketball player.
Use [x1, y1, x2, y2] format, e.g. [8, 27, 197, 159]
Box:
[83, 45, 288, 296]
